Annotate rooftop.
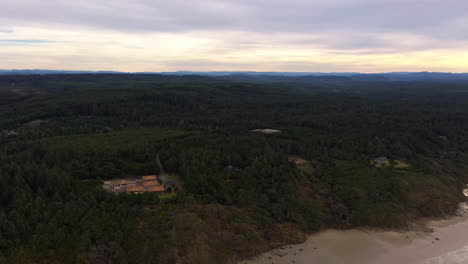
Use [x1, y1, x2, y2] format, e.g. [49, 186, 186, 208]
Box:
[116, 180, 130, 185]
[146, 186, 165, 192]
[374, 156, 390, 164]
[143, 180, 160, 186]
[126, 186, 145, 192]
[142, 175, 158, 180]
[251, 128, 282, 134]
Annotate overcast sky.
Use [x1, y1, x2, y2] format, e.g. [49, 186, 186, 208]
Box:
[1, 0, 467, 72]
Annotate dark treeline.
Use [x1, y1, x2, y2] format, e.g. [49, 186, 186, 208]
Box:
[1, 74, 468, 263]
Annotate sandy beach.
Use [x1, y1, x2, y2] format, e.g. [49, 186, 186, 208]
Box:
[241, 203, 468, 264]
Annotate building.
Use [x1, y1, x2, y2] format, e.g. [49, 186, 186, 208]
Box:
[103, 175, 166, 194]
[142, 175, 158, 181]
[146, 185, 166, 193]
[126, 185, 145, 194]
[115, 180, 130, 187]
[224, 165, 241, 173]
[141, 176, 165, 192]
[374, 156, 390, 164]
[251, 128, 282, 134]
[143, 180, 160, 187]
[112, 179, 135, 192]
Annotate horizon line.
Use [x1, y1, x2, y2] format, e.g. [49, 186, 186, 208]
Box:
[1, 69, 468, 75]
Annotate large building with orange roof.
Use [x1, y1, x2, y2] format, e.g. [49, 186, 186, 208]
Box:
[142, 175, 158, 181]
[126, 185, 145, 194]
[143, 180, 160, 187]
[104, 174, 166, 194]
[146, 186, 166, 193]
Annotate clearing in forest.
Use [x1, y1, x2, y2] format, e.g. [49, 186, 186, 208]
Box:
[251, 128, 282, 134]
[393, 160, 412, 168]
[288, 155, 316, 173]
[371, 157, 412, 169]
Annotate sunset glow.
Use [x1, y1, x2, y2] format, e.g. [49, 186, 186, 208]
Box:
[1, 0, 467, 72]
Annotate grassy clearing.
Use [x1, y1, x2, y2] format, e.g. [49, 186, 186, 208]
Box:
[297, 164, 316, 174]
[371, 159, 411, 169]
[371, 162, 391, 168]
[289, 155, 316, 174]
[159, 193, 177, 200]
[394, 160, 412, 169]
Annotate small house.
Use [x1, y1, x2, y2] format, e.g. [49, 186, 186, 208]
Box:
[224, 165, 241, 173]
[115, 180, 130, 187]
[374, 156, 390, 164]
[251, 129, 282, 134]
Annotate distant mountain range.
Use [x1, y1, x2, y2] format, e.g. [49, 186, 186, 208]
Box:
[0, 70, 124, 75]
[1, 69, 468, 82]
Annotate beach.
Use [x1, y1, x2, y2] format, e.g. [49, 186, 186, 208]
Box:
[241, 203, 468, 264]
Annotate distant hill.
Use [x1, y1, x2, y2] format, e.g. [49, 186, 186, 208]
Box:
[1, 70, 468, 83]
[0, 69, 124, 75]
[0, 70, 360, 76]
[381, 72, 468, 82]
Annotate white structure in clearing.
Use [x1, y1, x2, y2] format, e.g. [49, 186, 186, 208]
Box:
[251, 129, 282, 134]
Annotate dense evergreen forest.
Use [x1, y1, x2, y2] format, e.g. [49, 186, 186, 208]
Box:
[1, 74, 468, 263]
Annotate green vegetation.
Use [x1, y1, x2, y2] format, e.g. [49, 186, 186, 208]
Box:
[0, 74, 467, 263]
[393, 160, 412, 168]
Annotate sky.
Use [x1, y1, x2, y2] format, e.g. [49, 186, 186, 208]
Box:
[0, 0, 468, 73]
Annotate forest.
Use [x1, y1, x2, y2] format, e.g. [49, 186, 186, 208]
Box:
[1, 74, 468, 263]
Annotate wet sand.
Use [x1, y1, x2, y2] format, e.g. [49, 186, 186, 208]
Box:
[241, 203, 468, 264]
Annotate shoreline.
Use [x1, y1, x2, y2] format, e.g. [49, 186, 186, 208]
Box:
[240, 203, 468, 264]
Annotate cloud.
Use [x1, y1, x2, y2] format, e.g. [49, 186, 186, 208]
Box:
[0, 28, 14, 33]
[0, 39, 53, 43]
[1, 0, 467, 36]
[0, 0, 467, 72]
[0, 39, 54, 46]
[2, 0, 467, 52]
